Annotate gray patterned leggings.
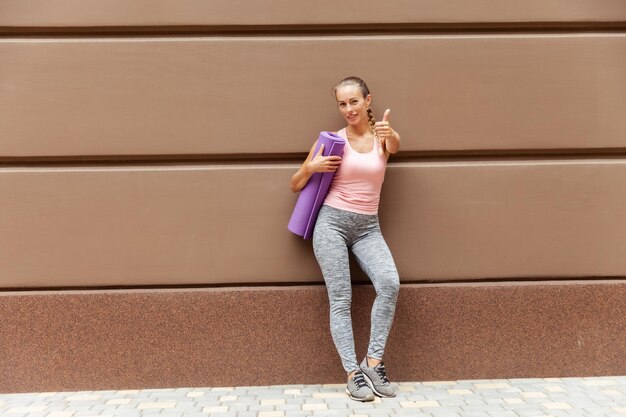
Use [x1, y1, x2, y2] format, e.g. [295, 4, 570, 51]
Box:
[312, 204, 400, 373]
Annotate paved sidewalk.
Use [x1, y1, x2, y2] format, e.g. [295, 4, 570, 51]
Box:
[1, 376, 625, 417]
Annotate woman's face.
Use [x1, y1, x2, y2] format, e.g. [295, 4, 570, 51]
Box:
[335, 85, 371, 127]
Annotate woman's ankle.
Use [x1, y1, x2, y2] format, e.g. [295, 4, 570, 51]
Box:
[366, 356, 382, 367]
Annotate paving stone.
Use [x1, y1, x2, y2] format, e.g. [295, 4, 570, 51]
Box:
[463, 398, 487, 406]
[395, 394, 427, 401]
[137, 401, 177, 409]
[285, 398, 307, 405]
[429, 412, 461, 417]
[0, 376, 625, 417]
[512, 408, 553, 417]
[582, 380, 619, 387]
[248, 405, 276, 412]
[228, 405, 249, 412]
[507, 379, 548, 385]
[503, 397, 525, 405]
[201, 405, 229, 413]
[257, 412, 284, 417]
[544, 386, 566, 393]
[349, 401, 380, 410]
[312, 393, 346, 400]
[46, 412, 76, 417]
[275, 404, 306, 411]
[274, 412, 312, 417]
[521, 392, 548, 399]
[400, 400, 440, 408]
[74, 411, 112, 417]
[106, 398, 132, 405]
[7, 405, 48, 413]
[325, 402, 350, 410]
[221, 399, 258, 406]
[310, 410, 356, 417]
[485, 411, 518, 417]
[543, 412, 570, 417]
[447, 389, 473, 395]
[302, 403, 328, 411]
[474, 383, 512, 390]
[202, 412, 234, 417]
[393, 410, 436, 417]
[459, 411, 490, 417]
[417, 391, 456, 400]
[363, 409, 399, 415]
[138, 409, 164, 415]
[436, 398, 469, 407]
[542, 401, 572, 410]
[483, 398, 505, 405]
[105, 411, 140, 417]
[260, 399, 286, 406]
[422, 381, 458, 386]
[64, 395, 101, 402]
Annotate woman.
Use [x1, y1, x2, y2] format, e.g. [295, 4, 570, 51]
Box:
[290, 76, 401, 402]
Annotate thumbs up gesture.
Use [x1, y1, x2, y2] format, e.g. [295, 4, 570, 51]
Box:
[374, 109, 394, 152]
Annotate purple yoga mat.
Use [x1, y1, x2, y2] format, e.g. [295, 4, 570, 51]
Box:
[288, 131, 346, 239]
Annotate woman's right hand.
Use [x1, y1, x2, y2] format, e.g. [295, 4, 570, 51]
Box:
[291, 141, 342, 192]
[307, 144, 342, 173]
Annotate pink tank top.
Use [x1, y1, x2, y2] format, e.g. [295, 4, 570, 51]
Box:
[324, 128, 387, 215]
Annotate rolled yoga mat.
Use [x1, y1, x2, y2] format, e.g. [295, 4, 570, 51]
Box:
[288, 131, 346, 239]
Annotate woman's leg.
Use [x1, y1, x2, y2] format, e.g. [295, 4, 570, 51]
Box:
[313, 206, 359, 374]
[351, 222, 400, 362]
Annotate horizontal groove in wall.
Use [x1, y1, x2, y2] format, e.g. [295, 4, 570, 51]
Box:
[1, 276, 624, 293]
[3, 148, 626, 168]
[1, 22, 626, 37]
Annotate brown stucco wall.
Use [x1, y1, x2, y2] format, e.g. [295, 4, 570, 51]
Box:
[0, 0, 625, 392]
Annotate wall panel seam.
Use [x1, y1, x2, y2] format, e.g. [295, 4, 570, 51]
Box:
[1, 276, 625, 293]
[4, 150, 626, 167]
[1, 22, 626, 38]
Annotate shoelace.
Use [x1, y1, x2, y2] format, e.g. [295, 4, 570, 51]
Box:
[375, 363, 390, 384]
[353, 372, 369, 389]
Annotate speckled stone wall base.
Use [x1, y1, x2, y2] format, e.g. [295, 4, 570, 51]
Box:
[1, 281, 624, 393]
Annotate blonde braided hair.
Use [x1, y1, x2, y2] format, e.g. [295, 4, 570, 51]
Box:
[367, 107, 383, 151]
[334, 76, 384, 151]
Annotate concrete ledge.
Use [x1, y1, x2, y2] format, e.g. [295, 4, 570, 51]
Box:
[1, 280, 624, 393]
